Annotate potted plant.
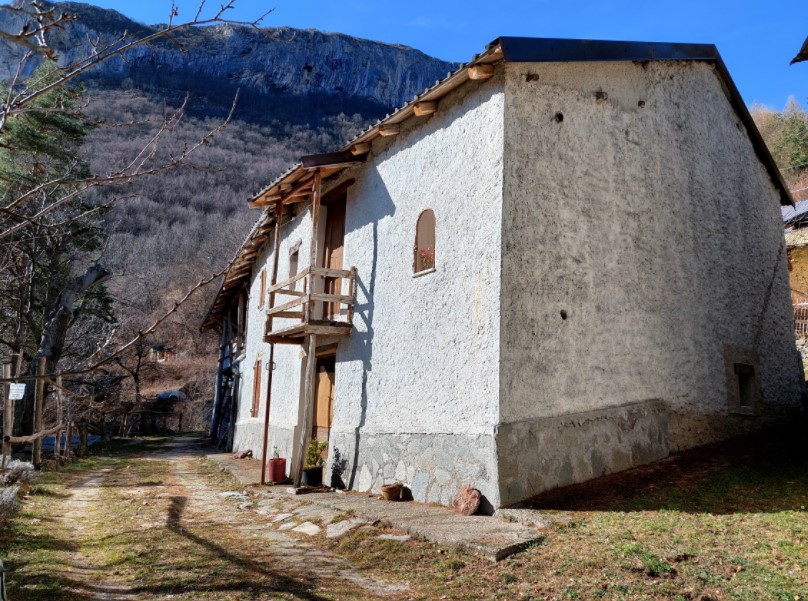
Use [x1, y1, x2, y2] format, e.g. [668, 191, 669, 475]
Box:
[267, 446, 286, 484]
[301, 438, 327, 487]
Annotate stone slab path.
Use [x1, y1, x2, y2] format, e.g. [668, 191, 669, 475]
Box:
[209, 451, 546, 562]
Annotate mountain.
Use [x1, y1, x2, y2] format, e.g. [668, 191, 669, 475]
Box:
[0, 2, 459, 375]
[0, 2, 458, 125]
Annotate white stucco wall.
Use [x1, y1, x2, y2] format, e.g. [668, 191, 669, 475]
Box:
[232, 206, 312, 461]
[329, 75, 506, 506]
[499, 60, 803, 450]
[334, 77, 505, 437]
[234, 74, 506, 505]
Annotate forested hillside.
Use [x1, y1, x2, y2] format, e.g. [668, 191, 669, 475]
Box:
[0, 1, 456, 428]
[752, 98, 808, 201]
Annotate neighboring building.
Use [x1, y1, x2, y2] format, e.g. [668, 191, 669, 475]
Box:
[149, 344, 177, 363]
[203, 37, 804, 511]
[783, 200, 808, 334]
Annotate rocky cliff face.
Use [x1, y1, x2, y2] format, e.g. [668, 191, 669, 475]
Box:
[0, 2, 457, 123]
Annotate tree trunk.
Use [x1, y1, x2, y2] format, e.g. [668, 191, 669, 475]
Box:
[78, 422, 88, 457]
[13, 263, 109, 435]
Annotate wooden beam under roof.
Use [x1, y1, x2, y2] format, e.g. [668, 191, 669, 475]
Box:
[413, 101, 438, 116]
[468, 64, 494, 79]
[301, 149, 366, 170]
[350, 142, 371, 155]
[379, 123, 400, 136]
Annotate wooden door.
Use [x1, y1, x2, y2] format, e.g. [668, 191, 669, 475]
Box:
[322, 192, 346, 320]
[312, 356, 335, 442]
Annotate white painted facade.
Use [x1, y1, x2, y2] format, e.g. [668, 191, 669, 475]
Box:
[224, 56, 803, 511]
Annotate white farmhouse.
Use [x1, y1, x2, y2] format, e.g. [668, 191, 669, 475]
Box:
[203, 37, 804, 512]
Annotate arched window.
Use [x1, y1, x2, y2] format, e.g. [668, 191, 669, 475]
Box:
[414, 209, 436, 273]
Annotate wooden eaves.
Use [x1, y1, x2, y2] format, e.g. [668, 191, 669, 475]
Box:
[246, 42, 505, 211]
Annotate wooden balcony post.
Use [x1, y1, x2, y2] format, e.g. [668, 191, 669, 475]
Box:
[293, 333, 318, 487]
[308, 170, 322, 322]
[348, 266, 357, 323]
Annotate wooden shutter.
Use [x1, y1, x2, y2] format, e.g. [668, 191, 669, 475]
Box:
[259, 269, 267, 308]
[251, 359, 261, 417]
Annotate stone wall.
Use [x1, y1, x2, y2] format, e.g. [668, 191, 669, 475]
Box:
[496, 399, 668, 505]
[497, 60, 804, 504]
[329, 431, 499, 514]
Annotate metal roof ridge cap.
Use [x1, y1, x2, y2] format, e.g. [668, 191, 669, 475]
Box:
[495, 36, 718, 63]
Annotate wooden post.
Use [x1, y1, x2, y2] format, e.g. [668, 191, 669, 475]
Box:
[65, 420, 73, 462]
[348, 266, 357, 323]
[308, 171, 322, 322]
[293, 170, 322, 488]
[78, 422, 88, 458]
[293, 334, 318, 487]
[32, 357, 46, 469]
[261, 199, 285, 485]
[1, 363, 11, 469]
[54, 373, 63, 458]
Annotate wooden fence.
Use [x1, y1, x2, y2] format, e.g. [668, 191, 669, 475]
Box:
[796, 305, 808, 337]
[1, 359, 67, 470]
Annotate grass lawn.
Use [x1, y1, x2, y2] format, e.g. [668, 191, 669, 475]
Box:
[318, 424, 808, 600]
[1, 426, 806, 600]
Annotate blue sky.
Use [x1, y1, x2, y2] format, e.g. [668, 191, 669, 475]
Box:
[90, 0, 807, 110]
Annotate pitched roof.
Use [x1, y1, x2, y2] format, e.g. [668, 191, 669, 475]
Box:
[786, 228, 808, 250]
[783, 199, 808, 228]
[202, 36, 793, 330]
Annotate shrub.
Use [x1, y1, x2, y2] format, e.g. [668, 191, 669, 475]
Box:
[0, 485, 21, 522]
[0, 460, 38, 486]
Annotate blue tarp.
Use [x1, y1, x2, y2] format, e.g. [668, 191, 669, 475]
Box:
[40, 434, 101, 452]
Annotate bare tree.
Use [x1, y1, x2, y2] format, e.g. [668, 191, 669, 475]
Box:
[0, 0, 270, 440]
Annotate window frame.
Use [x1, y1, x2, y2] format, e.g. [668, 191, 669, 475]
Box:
[413, 209, 436, 275]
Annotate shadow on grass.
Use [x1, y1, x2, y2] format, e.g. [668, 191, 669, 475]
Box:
[525, 422, 808, 515]
[1, 533, 95, 601]
[108, 495, 332, 600]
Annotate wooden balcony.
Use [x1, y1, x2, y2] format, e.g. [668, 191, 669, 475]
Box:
[264, 266, 356, 344]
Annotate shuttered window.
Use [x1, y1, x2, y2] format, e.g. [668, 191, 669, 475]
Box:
[259, 269, 267, 308]
[250, 359, 261, 418]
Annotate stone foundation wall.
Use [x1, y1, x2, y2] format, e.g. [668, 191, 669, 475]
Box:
[496, 399, 669, 506]
[327, 431, 500, 513]
[232, 420, 264, 456]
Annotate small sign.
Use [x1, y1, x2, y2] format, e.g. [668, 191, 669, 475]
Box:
[8, 383, 25, 400]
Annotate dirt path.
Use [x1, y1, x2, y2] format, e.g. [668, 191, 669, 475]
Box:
[48, 439, 406, 600]
[59, 468, 141, 600]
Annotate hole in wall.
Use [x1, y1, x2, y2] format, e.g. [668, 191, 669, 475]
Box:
[554, 112, 564, 123]
[560, 310, 568, 320]
[595, 91, 608, 104]
[638, 100, 646, 108]
[526, 73, 539, 82]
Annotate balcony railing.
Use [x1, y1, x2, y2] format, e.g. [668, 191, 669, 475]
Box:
[264, 265, 356, 344]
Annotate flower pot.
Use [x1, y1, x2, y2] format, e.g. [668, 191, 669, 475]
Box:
[267, 458, 286, 484]
[381, 482, 402, 501]
[301, 466, 323, 487]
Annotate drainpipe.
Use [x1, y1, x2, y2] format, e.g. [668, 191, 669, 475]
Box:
[260, 200, 285, 485]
